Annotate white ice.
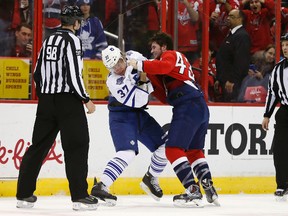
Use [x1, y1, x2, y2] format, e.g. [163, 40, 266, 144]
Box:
[1, 194, 288, 216]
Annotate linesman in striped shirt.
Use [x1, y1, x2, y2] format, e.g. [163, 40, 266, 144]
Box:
[16, 5, 97, 211]
[262, 33, 288, 201]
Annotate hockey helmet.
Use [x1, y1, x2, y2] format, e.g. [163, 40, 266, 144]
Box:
[61, 5, 84, 26]
[76, 0, 93, 6]
[102, 45, 122, 69]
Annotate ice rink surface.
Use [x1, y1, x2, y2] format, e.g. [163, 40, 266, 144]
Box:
[1, 194, 288, 216]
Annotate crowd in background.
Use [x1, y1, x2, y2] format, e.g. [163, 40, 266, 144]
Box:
[0, 0, 287, 103]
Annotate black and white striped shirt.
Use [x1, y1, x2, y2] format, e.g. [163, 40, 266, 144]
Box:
[34, 28, 90, 103]
[264, 58, 288, 118]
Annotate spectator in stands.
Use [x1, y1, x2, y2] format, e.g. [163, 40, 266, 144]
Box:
[281, 7, 288, 36]
[241, 0, 275, 55]
[123, 1, 161, 57]
[215, 9, 251, 102]
[103, 0, 119, 36]
[20, 0, 32, 24]
[76, 0, 108, 59]
[0, 0, 14, 38]
[268, 7, 288, 42]
[90, 0, 105, 23]
[102, 0, 161, 56]
[67, 0, 77, 5]
[193, 45, 218, 102]
[146, 1, 162, 49]
[282, 0, 288, 7]
[43, 0, 67, 38]
[177, 0, 202, 64]
[0, 23, 32, 57]
[11, 0, 32, 30]
[238, 44, 275, 102]
[251, 44, 275, 73]
[209, 0, 239, 51]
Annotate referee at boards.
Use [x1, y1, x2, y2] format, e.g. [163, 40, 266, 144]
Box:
[16, 5, 97, 211]
[262, 33, 288, 201]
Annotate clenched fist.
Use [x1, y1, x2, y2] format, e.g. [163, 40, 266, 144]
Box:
[128, 59, 138, 69]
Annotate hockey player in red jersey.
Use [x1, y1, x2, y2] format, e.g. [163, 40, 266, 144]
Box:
[128, 32, 219, 207]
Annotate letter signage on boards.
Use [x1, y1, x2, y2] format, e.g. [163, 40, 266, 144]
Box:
[82, 60, 109, 100]
[0, 58, 30, 99]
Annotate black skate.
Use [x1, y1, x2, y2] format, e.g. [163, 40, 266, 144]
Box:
[91, 177, 117, 206]
[140, 171, 163, 201]
[274, 188, 288, 201]
[173, 184, 204, 208]
[72, 195, 98, 211]
[16, 195, 37, 208]
[201, 179, 220, 206]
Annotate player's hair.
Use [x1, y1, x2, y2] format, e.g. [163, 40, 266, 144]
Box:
[149, 32, 173, 50]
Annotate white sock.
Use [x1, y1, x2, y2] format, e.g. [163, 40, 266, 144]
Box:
[100, 150, 135, 188]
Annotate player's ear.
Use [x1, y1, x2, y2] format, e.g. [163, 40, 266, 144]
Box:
[162, 45, 167, 51]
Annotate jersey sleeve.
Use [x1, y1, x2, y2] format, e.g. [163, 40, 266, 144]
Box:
[126, 50, 147, 61]
[137, 51, 195, 82]
[263, 66, 279, 118]
[67, 36, 90, 103]
[140, 52, 176, 75]
[33, 45, 44, 96]
[106, 66, 153, 108]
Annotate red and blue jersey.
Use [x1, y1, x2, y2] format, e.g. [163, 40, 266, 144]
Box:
[140, 50, 200, 103]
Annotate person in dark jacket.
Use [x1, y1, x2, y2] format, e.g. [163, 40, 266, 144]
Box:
[215, 9, 251, 102]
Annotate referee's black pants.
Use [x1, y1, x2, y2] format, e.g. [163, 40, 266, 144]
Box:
[273, 105, 288, 190]
[17, 93, 90, 201]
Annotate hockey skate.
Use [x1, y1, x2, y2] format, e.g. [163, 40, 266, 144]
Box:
[72, 195, 98, 211]
[201, 179, 220, 206]
[16, 195, 37, 208]
[140, 171, 163, 201]
[274, 189, 288, 201]
[91, 178, 117, 206]
[173, 184, 204, 208]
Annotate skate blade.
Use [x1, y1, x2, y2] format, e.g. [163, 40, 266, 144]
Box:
[173, 199, 204, 208]
[211, 197, 220, 206]
[275, 195, 288, 202]
[102, 198, 117, 207]
[140, 182, 161, 201]
[16, 200, 35, 208]
[72, 202, 98, 211]
[91, 195, 117, 207]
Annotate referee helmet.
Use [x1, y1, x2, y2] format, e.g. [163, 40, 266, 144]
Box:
[61, 5, 84, 26]
[77, 0, 93, 6]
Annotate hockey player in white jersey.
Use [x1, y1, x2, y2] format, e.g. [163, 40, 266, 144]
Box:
[91, 45, 168, 206]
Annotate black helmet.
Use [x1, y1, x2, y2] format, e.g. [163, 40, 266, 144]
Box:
[76, 0, 93, 6]
[281, 33, 288, 42]
[61, 5, 84, 26]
